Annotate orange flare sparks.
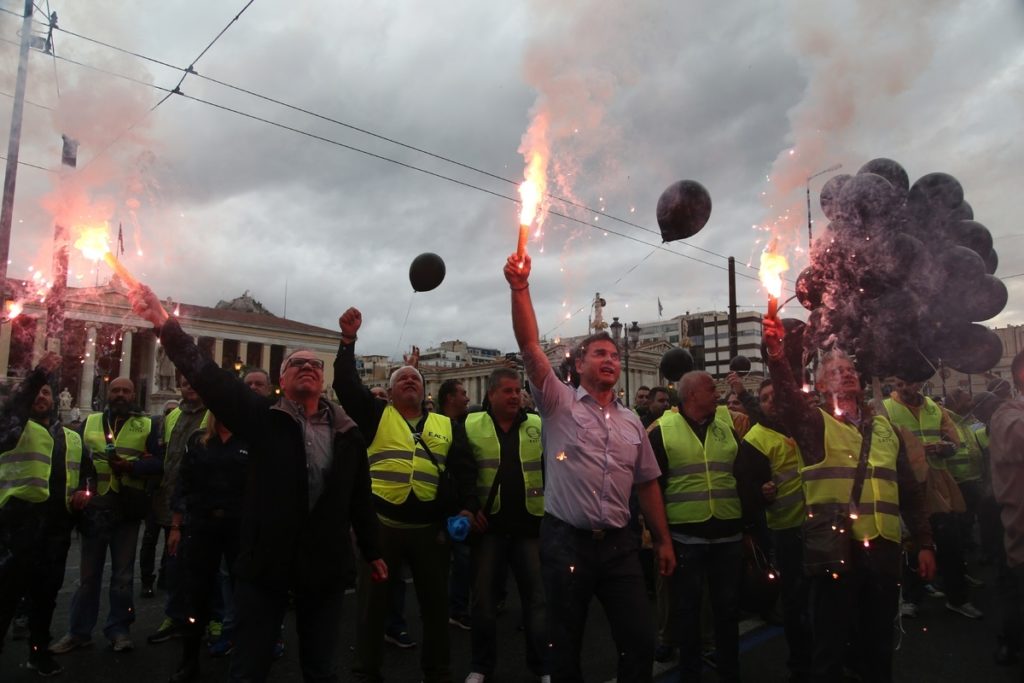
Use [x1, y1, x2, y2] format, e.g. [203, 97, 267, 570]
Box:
[516, 111, 549, 262]
[73, 224, 139, 288]
[759, 240, 789, 318]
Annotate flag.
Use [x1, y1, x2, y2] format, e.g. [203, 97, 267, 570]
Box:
[117, 223, 125, 256]
[657, 297, 663, 318]
[61, 135, 78, 167]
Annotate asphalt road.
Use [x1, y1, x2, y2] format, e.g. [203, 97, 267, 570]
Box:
[1, 536, 1019, 682]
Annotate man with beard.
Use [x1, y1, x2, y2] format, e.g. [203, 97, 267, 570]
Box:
[505, 253, 674, 683]
[0, 352, 93, 676]
[762, 318, 934, 683]
[438, 378, 473, 632]
[51, 377, 162, 654]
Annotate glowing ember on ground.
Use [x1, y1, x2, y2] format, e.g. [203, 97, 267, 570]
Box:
[758, 240, 789, 318]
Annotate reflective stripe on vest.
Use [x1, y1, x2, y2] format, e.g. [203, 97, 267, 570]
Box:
[366, 406, 452, 505]
[884, 397, 947, 470]
[83, 413, 153, 493]
[660, 406, 740, 524]
[0, 422, 82, 510]
[947, 416, 982, 483]
[465, 411, 544, 517]
[743, 423, 805, 530]
[802, 410, 901, 543]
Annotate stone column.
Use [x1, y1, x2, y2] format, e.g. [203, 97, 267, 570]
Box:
[260, 343, 270, 373]
[79, 325, 97, 409]
[119, 328, 134, 378]
[31, 316, 46, 365]
[213, 338, 224, 368]
[238, 340, 248, 368]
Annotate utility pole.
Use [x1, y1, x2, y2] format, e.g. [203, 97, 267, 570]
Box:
[0, 0, 35, 294]
[727, 256, 738, 363]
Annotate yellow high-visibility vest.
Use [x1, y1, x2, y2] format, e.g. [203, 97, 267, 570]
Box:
[884, 396, 947, 470]
[743, 423, 804, 530]
[83, 413, 152, 493]
[0, 420, 83, 511]
[660, 406, 740, 524]
[367, 406, 452, 505]
[947, 414, 982, 483]
[465, 411, 544, 517]
[801, 409, 901, 543]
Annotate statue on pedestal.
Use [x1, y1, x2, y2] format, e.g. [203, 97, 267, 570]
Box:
[58, 387, 72, 413]
[157, 347, 175, 391]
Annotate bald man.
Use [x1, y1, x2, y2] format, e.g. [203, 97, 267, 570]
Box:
[51, 378, 163, 654]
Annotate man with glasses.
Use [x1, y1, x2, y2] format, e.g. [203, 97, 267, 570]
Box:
[335, 306, 476, 683]
[128, 285, 386, 683]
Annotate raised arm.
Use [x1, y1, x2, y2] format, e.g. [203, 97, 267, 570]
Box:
[0, 353, 60, 451]
[334, 307, 385, 442]
[504, 253, 553, 392]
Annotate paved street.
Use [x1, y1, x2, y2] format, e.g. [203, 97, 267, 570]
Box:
[1, 535, 1019, 682]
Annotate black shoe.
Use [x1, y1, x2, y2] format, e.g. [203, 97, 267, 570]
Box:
[148, 619, 182, 644]
[168, 661, 199, 683]
[27, 652, 64, 677]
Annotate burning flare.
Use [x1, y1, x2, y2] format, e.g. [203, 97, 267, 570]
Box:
[759, 240, 789, 318]
[73, 224, 139, 289]
[516, 112, 550, 262]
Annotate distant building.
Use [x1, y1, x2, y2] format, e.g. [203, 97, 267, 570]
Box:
[419, 340, 503, 368]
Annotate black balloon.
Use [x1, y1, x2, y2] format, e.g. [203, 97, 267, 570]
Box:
[408, 252, 446, 292]
[858, 158, 910, 193]
[819, 174, 852, 221]
[938, 245, 987, 284]
[951, 220, 993, 257]
[729, 356, 751, 374]
[835, 173, 898, 226]
[659, 347, 695, 382]
[656, 180, 712, 242]
[795, 267, 825, 310]
[908, 172, 965, 210]
[983, 249, 999, 274]
[949, 200, 974, 222]
[961, 275, 1009, 322]
[941, 324, 1004, 375]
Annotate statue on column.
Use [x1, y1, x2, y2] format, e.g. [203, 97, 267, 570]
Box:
[591, 293, 607, 332]
[157, 346, 175, 391]
[58, 387, 73, 414]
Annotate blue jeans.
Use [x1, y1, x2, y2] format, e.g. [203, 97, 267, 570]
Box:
[668, 540, 743, 683]
[470, 533, 547, 676]
[448, 542, 471, 619]
[540, 515, 653, 683]
[68, 510, 141, 640]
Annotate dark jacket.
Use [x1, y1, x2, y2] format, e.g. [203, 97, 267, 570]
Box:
[159, 317, 380, 592]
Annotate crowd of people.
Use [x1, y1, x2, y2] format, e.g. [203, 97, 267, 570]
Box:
[0, 254, 1022, 683]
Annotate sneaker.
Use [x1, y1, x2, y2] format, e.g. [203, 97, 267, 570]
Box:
[923, 583, 946, 599]
[49, 634, 93, 655]
[701, 648, 718, 669]
[384, 630, 416, 648]
[946, 601, 984, 619]
[540, 677, 551, 683]
[272, 637, 285, 660]
[965, 574, 985, 588]
[465, 674, 486, 683]
[900, 601, 918, 618]
[27, 652, 64, 676]
[111, 634, 135, 652]
[448, 615, 472, 631]
[654, 644, 676, 663]
[147, 618, 182, 644]
[208, 635, 235, 658]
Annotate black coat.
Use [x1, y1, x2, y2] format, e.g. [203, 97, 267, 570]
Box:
[160, 318, 380, 592]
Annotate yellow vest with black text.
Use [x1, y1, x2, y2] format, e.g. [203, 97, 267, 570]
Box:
[801, 410, 901, 543]
[83, 413, 152, 494]
[0, 420, 83, 511]
[465, 411, 544, 517]
[367, 406, 452, 505]
[947, 414, 982, 483]
[660, 405, 741, 524]
[743, 422, 804, 530]
[883, 396, 946, 470]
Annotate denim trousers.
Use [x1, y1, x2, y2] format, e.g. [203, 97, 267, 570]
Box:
[669, 539, 743, 683]
[470, 532, 548, 677]
[68, 510, 140, 640]
[540, 515, 654, 683]
[773, 527, 811, 682]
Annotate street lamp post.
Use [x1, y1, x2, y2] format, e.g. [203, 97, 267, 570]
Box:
[609, 317, 642, 407]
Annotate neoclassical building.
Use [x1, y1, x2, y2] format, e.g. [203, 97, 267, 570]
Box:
[0, 282, 341, 414]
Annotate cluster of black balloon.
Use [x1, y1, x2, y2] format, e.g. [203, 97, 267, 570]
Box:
[795, 158, 1005, 382]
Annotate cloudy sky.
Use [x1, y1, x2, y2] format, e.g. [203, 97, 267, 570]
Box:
[1, 0, 1021, 358]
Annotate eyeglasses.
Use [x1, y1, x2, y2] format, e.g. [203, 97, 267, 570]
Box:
[286, 357, 324, 371]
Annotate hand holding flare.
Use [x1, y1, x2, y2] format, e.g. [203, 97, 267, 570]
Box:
[74, 226, 139, 289]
